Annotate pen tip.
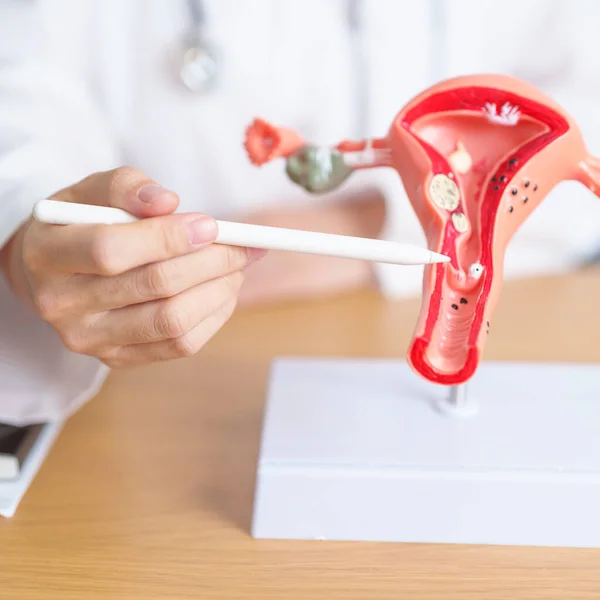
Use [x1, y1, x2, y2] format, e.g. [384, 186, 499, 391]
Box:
[429, 251, 451, 264]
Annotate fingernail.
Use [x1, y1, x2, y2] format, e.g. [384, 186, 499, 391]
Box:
[247, 247, 268, 262]
[187, 216, 218, 246]
[137, 184, 166, 205]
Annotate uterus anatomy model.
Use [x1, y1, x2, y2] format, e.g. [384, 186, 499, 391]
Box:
[244, 74, 600, 389]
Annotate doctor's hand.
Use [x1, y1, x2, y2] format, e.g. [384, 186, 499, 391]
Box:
[1, 167, 264, 367]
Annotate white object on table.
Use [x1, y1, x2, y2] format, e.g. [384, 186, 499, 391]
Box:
[0, 421, 63, 518]
[32, 199, 449, 266]
[252, 357, 600, 547]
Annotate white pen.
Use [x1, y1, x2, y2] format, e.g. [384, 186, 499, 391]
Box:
[32, 199, 450, 266]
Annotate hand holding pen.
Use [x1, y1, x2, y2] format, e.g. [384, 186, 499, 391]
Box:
[6, 168, 268, 368]
[5, 167, 447, 369]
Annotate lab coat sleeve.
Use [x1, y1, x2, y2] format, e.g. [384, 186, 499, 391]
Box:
[0, 2, 118, 425]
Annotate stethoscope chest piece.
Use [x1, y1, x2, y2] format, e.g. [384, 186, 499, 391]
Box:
[177, 0, 220, 93]
[178, 33, 220, 93]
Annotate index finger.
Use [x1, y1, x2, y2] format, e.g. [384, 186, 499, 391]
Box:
[32, 212, 218, 275]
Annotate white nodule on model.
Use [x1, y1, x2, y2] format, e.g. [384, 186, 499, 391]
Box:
[469, 263, 484, 279]
[482, 101, 520, 126]
[451, 211, 469, 233]
[429, 173, 460, 211]
[448, 141, 472, 174]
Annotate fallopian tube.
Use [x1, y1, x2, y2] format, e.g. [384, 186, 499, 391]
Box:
[243, 74, 600, 386]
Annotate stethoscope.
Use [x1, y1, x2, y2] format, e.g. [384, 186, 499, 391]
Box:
[177, 0, 220, 93]
[177, 0, 446, 137]
[175, 0, 370, 103]
[176, 0, 371, 147]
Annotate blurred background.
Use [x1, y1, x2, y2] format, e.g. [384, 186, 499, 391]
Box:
[2, 0, 600, 304]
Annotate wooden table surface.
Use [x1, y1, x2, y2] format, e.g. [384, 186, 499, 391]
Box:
[2, 267, 600, 599]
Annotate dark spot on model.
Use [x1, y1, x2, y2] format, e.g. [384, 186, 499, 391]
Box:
[511, 188, 517, 195]
[451, 304, 458, 310]
[533, 184, 538, 191]
[499, 175, 506, 182]
[508, 158, 518, 166]
[524, 180, 530, 188]
[508, 206, 514, 213]
[523, 196, 528, 203]
[494, 185, 499, 191]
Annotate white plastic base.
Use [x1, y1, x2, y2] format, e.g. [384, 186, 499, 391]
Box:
[251, 358, 600, 547]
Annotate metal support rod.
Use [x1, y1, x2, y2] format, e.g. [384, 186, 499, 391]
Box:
[448, 383, 468, 408]
[433, 382, 478, 417]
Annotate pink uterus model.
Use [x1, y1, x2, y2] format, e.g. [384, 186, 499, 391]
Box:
[244, 74, 600, 386]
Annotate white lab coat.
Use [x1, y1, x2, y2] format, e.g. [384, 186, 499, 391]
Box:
[2, 0, 600, 424]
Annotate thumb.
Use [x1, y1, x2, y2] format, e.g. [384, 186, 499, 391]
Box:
[52, 166, 180, 219]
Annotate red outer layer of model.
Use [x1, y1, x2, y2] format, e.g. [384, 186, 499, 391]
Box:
[244, 74, 600, 386]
